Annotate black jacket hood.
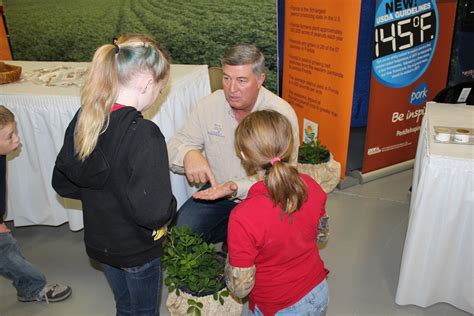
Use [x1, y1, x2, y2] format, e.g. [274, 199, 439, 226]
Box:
[54, 107, 141, 190]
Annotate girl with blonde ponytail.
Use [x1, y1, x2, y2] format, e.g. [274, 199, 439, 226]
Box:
[226, 110, 330, 316]
[53, 34, 176, 315]
[76, 34, 169, 161]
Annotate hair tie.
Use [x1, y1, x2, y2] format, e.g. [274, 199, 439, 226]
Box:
[112, 38, 120, 54]
[270, 157, 281, 165]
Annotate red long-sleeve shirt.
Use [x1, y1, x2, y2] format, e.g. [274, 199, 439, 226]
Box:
[228, 174, 329, 316]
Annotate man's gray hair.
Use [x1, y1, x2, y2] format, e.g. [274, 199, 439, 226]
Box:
[222, 44, 266, 78]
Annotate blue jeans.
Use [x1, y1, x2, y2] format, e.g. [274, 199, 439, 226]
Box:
[101, 257, 162, 316]
[0, 232, 47, 299]
[250, 280, 329, 316]
[175, 184, 237, 243]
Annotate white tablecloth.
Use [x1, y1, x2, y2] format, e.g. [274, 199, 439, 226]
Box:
[395, 102, 473, 313]
[0, 61, 210, 231]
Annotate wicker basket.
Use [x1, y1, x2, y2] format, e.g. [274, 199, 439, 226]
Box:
[0, 62, 22, 84]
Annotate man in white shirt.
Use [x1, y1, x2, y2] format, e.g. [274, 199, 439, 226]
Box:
[168, 44, 299, 243]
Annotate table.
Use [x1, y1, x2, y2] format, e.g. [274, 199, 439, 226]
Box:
[395, 102, 473, 313]
[0, 61, 210, 231]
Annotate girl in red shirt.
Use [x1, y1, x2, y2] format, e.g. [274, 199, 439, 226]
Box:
[225, 110, 330, 316]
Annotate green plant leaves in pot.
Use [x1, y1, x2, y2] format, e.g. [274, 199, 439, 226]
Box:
[162, 225, 226, 297]
[298, 139, 330, 164]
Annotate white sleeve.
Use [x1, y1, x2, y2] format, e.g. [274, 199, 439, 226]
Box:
[167, 105, 205, 174]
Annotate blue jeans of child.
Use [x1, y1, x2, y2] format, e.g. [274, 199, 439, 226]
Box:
[0, 232, 47, 299]
[101, 256, 162, 316]
[175, 184, 237, 243]
[250, 279, 329, 316]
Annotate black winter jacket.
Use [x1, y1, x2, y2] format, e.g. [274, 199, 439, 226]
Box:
[52, 107, 176, 267]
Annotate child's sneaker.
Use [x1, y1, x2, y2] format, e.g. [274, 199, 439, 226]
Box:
[18, 283, 72, 303]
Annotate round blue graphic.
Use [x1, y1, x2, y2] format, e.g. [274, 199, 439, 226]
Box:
[373, 0, 439, 88]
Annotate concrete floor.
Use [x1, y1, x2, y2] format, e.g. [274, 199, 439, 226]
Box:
[0, 169, 470, 316]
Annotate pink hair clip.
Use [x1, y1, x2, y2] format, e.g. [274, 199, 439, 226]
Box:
[270, 157, 281, 165]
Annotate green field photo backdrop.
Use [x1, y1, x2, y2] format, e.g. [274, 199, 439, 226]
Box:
[3, 0, 278, 92]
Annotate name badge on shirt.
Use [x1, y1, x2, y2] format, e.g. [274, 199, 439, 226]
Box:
[208, 123, 225, 138]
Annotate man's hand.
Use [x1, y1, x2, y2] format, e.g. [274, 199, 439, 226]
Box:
[183, 150, 217, 187]
[0, 223, 11, 233]
[193, 181, 238, 200]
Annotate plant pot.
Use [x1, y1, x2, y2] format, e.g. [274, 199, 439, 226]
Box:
[166, 287, 243, 316]
[177, 252, 226, 297]
[178, 276, 226, 298]
[318, 150, 331, 164]
[297, 153, 341, 193]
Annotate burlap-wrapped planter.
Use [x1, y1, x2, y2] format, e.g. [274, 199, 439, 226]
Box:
[297, 154, 341, 193]
[166, 288, 243, 316]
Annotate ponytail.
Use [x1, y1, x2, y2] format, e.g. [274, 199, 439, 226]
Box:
[265, 161, 307, 214]
[76, 44, 118, 161]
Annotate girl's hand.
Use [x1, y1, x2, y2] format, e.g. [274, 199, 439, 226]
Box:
[0, 223, 11, 233]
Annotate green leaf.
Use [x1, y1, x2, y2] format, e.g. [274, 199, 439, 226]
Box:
[220, 290, 229, 297]
[219, 296, 224, 305]
[187, 306, 201, 316]
[163, 225, 225, 296]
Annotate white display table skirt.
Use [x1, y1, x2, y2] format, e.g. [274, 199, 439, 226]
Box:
[395, 103, 473, 314]
[1, 61, 210, 231]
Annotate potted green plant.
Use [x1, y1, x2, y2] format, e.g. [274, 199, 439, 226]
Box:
[298, 139, 331, 165]
[163, 225, 243, 316]
[297, 139, 341, 193]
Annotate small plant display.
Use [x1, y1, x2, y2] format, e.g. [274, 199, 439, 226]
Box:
[162, 225, 229, 315]
[298, 139, 330, 165]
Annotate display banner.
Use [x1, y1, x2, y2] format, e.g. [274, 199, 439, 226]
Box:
[281, 0, 362, 176]
[0, 5, 12, 60]
[362, 0, 457, 173]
